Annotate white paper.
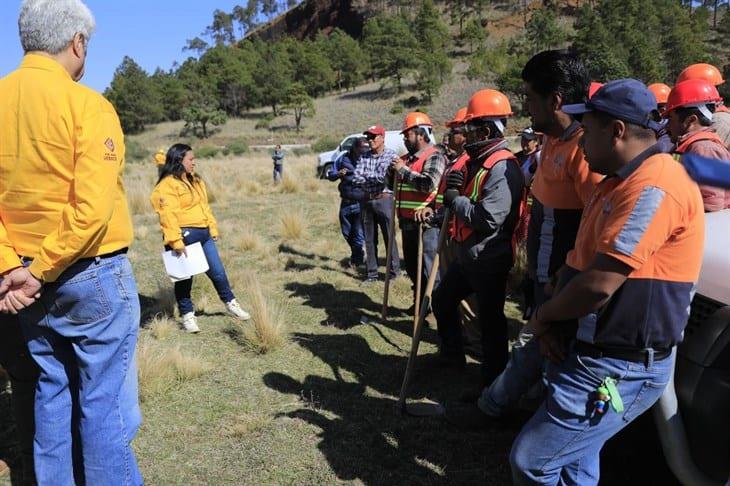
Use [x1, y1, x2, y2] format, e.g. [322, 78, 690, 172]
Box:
[161, 242, 209, 281]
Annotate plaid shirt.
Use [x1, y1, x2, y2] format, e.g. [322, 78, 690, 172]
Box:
[397, 145, 447, 193]
[352, 148, 399, 196]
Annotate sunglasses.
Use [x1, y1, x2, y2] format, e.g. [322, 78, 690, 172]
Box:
[365, 134, 379, 140]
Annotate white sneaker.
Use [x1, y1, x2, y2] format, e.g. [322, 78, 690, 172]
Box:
[181, 312, 200, 333]
[225, 299, 251, 320]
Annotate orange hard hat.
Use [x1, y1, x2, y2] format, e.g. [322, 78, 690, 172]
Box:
[664, 79, 723, 114]
[465, 89, 513, 121]
[647, 83, 671, 105]
[588, 81, 604, 99]
[154, 149, 166, 166]
[401, 112, 433, 133]
[676, 63, 725, 86]
[446, 107, 468, 127]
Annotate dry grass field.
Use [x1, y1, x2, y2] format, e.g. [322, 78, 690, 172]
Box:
[0, 153, 674, 485]
[121, 153, 526, 484]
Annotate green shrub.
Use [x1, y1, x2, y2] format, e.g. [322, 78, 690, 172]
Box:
[226, 140, 249, 155]
[126, 139, 150, 163]
[254, 114, 274, 130]
[389, 104, 404, 114]
[196, 146, 220, 158]
[311, 135, 341, 153]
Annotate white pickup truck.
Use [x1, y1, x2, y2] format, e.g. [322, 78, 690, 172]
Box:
[316, 130, 426, 178]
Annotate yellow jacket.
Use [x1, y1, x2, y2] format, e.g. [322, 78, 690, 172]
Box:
[150, 175, 218, 250]
[0, 54, 133, 282]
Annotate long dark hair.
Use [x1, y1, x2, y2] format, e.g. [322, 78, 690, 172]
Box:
[156, 143, 199, 186]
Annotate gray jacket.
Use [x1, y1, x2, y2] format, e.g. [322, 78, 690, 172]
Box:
[451, 141, 525, 271]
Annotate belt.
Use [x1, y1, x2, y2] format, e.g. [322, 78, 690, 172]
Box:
[575, 341, 671, 365]
[20, 247, 128, 265]
[367, 192, 391, 200]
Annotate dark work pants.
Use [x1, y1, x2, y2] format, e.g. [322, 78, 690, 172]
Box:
[361, 196, 400, 279]
[433, 260, 510, 385]
[401, 224, 440, 304]
[0, 314, 38, 485]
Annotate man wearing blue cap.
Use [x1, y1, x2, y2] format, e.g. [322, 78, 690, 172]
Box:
[509, 79, 705, 485]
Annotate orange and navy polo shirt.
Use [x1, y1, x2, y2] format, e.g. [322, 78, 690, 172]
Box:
[566, 145, 705, 349]
[527, 122, 603, 284]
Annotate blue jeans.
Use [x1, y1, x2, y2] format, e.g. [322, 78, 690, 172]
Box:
[510, 346, 674, 485]
[339, 201, 364, 265]
[174, 227, 235, 315]
[273, 164, 283, 182]
[19, 255, 142, 486]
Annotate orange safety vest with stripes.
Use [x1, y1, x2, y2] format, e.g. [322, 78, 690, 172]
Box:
[451, 149, 527, 246]
[434, 152, 470, 211]
[396, 145, 441, 219]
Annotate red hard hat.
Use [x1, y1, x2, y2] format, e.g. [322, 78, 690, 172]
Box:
[676, 63, 725, 86]
[464, 89, 513, 121]
[664, 79, 723, 114]
[446, 107, 468, 127]
[588, 81, 604, 99]
[401, 112, 433, 133]
[647, 83, 672, 105]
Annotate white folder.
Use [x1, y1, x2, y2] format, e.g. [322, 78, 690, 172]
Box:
[161, 242, 209, 282]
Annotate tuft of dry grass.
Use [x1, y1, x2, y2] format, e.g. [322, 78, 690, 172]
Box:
[194, 293, 214, 315]
[237, 226, 262, 252]
[278, 174, 300, 194]
[280, 210, 306, 241]
[147, 314, 177, 339]
[508, 242, 528, 294]
[137, 336, 211, 401]
[221, 412, 272, 438]
[135, 224, 150, 241]
[232, 274, 287, 354]
[127, 180, 152, 215]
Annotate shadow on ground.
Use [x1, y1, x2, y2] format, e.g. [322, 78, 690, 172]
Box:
[264, 331, 517, 485]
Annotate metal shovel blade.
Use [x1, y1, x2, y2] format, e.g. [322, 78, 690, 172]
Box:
[401, 398, 446, 417]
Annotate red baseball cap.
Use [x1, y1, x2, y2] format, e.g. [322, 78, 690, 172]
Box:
[363, 125, 385, 137]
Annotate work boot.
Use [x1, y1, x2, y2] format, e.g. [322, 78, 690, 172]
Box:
[181, 312, 200, 333]
[225, 299, 251, 320]
[444, 402, 502, 431]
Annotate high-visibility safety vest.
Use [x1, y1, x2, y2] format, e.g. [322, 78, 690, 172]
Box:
[451, 149, 527, 245]
[675, 130, 726, 154]
[434, 152, 469, 210]
[396, 146, 441, 219]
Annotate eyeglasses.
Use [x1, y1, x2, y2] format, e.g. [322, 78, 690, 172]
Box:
[365, 134, 379, 140]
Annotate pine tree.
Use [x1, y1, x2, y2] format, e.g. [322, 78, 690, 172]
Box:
[361, 14, 419, 92]
[105, 57, 162, 134]
[462, 17, 487, 54]
[413, 0, 452, 101]
[284, 82, 315, 132]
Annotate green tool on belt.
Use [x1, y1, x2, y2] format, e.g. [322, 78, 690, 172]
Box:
[603, 377, 624, 413]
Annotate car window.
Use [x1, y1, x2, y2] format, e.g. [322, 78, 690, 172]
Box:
[340, 137, 357, 152]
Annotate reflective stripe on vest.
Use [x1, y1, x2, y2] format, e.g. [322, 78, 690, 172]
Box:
[451, 149, 518, 243]
[675, 130, 726, 154]
[396, 146, 440, 219]
[434, 152, 469, 210]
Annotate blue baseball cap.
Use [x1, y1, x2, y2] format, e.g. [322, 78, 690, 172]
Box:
[562, 79, 663, 131]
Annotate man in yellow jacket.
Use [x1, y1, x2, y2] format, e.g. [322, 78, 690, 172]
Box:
[0, 1, 142, 484]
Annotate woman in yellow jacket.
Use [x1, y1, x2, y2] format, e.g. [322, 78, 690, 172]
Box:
[150, 144, 250, 332]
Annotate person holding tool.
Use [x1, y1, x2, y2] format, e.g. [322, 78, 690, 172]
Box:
[150, 144, 250, 333]
[391, 112, 447, 313]
[430, 89, 525, 388]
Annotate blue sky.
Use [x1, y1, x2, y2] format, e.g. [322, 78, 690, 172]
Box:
[0, 0, 247, 92]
